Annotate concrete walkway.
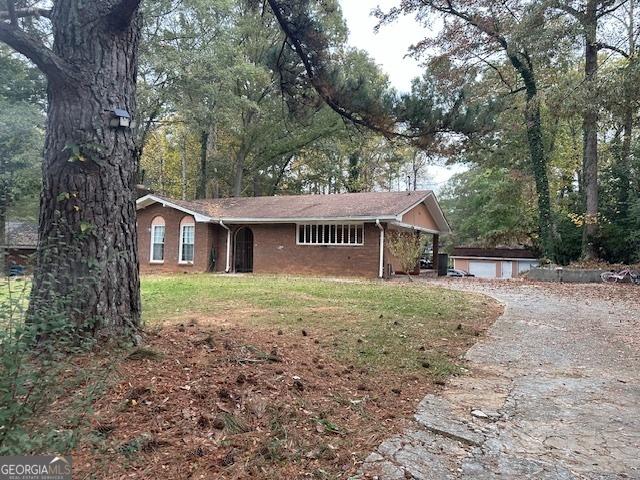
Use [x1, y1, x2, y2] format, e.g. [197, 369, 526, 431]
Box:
[361, 281, 640, 479]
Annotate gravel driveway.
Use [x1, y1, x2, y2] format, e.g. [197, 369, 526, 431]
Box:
[361, 280, 640, 479]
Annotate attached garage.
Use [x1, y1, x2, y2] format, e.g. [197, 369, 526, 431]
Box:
[451, 247, 539, 279]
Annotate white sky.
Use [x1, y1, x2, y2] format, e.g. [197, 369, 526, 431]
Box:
[337, 0, 465, 190]
[337, 0, 426, 94]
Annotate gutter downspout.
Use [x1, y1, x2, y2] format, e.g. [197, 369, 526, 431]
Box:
[376, 219, 384, 279]
[219, 221, 231, 273]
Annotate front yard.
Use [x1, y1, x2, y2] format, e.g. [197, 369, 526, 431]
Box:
[2, 274, 501, 478]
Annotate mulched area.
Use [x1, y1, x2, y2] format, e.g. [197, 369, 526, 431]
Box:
[71, 307, 501, 480]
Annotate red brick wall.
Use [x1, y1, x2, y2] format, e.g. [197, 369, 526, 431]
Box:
[137, 203, 385, 277]
[230, 223, 382, 277]
[137, 203, 214, 274]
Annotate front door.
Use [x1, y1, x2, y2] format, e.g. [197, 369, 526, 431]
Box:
[234, 227, 254, 273]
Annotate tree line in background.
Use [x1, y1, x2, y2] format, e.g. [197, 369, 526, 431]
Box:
[2, 0, 639, 280]
[126, 0, 640, 265]
[265, 0, 639, 264]
[134, 0, 439, 201]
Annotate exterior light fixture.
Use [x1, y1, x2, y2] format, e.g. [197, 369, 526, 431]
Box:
[110, 108, 131, 128]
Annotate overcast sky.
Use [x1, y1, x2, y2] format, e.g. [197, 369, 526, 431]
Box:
[337, 0, 426, 93]
[337, 0, 465, 191]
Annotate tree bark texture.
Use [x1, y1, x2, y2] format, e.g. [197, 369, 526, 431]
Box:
[196, 130, 209, 199]
[0, 200, 6, 272]
[509, 54, 555, 259]
[181, 136, 187, 200]
[233, 148, 246, 197]
[581, 1, 600, 259]
[24, 1, 143, 335]
[618, 1, 636, 220]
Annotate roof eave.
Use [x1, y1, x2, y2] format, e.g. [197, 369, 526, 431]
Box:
[136, 194, 214, 223]
[220, 216, 398, 224]
[388, 221, 442, 235]
[396, 192, 452, 234]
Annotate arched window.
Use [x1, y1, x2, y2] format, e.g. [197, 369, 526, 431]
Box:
[179, 216, 196, 264]
[150, 216, 166, 263]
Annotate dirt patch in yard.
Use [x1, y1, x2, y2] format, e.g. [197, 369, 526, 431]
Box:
[71, 302, 501, 479]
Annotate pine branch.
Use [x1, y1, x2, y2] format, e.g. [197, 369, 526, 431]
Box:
[0, 21, 74, 83]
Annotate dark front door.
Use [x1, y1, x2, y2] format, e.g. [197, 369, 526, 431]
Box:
[234, 227, 254, 273]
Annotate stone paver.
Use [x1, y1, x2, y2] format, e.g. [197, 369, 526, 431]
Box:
[361, 281, 640, 479]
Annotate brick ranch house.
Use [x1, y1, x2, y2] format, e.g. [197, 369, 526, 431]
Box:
[136, 191, 451, 278]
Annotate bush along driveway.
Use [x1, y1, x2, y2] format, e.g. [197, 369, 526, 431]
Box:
[362, 280, 640, 479]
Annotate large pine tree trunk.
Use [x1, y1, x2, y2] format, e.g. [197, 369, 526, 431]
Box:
[581, 2, 599, 259]
[27, 1, 142, 336]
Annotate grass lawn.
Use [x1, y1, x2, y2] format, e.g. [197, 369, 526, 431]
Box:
[142, 274, 495, 375]
[0, 277, 31, 323]
[2, 274, 500, 479]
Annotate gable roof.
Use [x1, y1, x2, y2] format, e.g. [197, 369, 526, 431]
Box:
[137, 191, 451, 233]
[3, 221, 38, 248]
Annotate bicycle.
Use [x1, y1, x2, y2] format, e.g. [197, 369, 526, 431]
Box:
[601, 269, 640, 284]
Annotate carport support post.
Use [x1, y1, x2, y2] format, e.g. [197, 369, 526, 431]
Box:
[432, 234, 440, 276]
[219, 221, 231, 273]
[376, 219, 385, 278]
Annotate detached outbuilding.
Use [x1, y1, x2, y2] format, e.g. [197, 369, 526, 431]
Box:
[136, 191, 451, 278]
[2, 221, 38, 273]
[451, 247, 539, 279]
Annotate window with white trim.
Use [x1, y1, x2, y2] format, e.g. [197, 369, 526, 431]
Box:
[179, 218, 196, 263]
[150, 217, 165, 262]
[297, 223, 364, 246]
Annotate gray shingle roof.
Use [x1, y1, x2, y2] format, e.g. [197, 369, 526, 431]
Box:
[143, 191, 433, 220]
[3, 221, 38, 248]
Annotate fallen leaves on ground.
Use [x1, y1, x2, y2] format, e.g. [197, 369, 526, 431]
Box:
[69, 312, 497, 480]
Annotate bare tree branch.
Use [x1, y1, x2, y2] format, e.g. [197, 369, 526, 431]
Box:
[598, 0, 629, 18]
[597, 41, 630, 57]
[473, 53, 515, 91]
[0, 7, 51, 20]
[431, 1, 510, 50]
[0, 21, 74, 83]
[550, 1, 585, 21]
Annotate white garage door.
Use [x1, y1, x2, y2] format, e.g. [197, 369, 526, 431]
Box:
[517, 260, 539, 274]
[469, 261, 497, 279]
